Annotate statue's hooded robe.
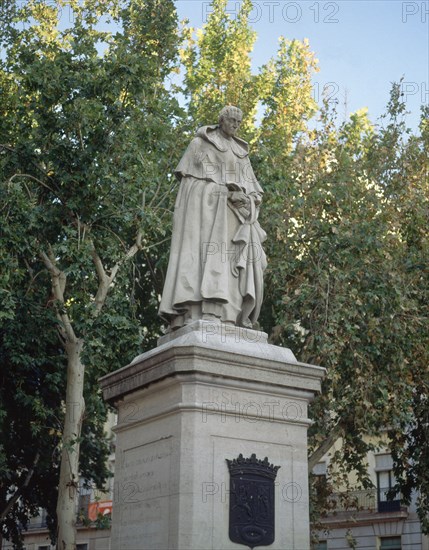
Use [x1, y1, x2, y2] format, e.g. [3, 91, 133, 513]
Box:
[159, 125, 267, 328]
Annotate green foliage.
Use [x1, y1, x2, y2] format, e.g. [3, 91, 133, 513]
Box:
[385, 100, 429, 533]
[0, 294, 62, 548]
[258, 37, 319, 155]
[180, 0, 319, 147]
[0, 0, 183, 545]
[258, 89, 428, 526]
[180, 1, 428, 530]
[1, 0, 428, 545]
[181, 0, 258, 137]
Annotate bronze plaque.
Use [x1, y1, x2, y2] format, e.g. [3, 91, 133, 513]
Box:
[226, 454, 280, 549]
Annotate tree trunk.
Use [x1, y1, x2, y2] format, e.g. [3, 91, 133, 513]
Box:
[40, 242, 141, 549]
[56, 338, 85, 550]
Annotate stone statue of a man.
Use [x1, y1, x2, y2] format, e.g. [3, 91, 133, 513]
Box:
[159, 106, 266, 329]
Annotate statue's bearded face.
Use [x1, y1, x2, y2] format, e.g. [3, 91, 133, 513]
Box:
[220, 112, 242, 137]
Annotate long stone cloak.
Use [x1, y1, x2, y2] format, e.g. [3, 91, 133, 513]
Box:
[159, 125, 267, 327]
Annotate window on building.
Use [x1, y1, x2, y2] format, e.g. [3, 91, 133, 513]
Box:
[312, 462, 328, 498]
[313, 541, 327, 550]
[76, 544, 89, 550]
[37, 545, 51, 550]
[313, 462, 327, 476]
[376, 469, 401, 512]
[375, 454, 401, 513]
[29, 507, 48, 529]
[380, 536, 401, 549]
[77, 493, 91, 521]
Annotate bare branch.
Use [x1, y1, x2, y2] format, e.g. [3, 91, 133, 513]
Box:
[145, 236, 170, 250]
[91, 223, 127, 248]
[308, 423, 345, 471]
[39, 249, 77, 344]
[91, 246, 107, 283]
[91, 230, 143, 316]
[324, 274, 330, 327]
[153, 183, 178, 210]
[8, 173, 63, 204]
[0, 452, 40, 521]
[108, 230, 142, 281]
[91, 245, 110, 316]
[0, 144, 15, 153]
[40, 250, 61, 293]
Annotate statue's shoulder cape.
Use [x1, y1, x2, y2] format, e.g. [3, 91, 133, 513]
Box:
[174, 125, 262, 195]
[195, 125, 249, 158]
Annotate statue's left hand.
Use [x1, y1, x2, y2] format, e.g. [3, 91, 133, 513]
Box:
[229, 191, 251, 208]
[251, 193, 262, 206]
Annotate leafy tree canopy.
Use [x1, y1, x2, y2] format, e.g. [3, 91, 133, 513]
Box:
[0, 0, 428, 547]
[1, 0, 183, 546]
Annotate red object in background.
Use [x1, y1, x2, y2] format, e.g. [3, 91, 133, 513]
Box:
[88, 500, 113, 521]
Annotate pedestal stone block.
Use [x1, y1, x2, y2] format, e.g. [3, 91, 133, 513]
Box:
[100, 321, 325, 550]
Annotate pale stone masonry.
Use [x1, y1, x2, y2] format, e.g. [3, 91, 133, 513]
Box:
[100, 321, 325, 550]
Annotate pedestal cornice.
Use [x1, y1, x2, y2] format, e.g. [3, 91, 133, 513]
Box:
[99, 321, 325, 405]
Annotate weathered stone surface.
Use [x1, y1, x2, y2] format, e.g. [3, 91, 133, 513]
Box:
[158, 106, 266, 330]
[100, 322, 325, 549]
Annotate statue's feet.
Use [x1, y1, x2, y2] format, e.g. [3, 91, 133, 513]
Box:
[202, 313, 221, 323]
[240, 317, 253, 329]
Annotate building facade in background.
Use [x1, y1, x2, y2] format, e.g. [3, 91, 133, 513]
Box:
[312, 447, 429, 550]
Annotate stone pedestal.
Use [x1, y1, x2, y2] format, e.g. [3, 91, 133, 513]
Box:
[100, 321, 325, 550]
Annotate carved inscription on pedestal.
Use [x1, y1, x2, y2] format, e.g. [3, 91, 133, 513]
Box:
[117, 438, 172, 549]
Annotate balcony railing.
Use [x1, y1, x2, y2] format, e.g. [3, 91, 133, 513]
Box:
[328, 488, 402, 514]
[377, 486, 401, 512]
[329, 489, 377, 512]
[26, 508, 48, 530]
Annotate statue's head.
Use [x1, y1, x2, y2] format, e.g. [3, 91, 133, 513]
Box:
[219, 106, 243, 138]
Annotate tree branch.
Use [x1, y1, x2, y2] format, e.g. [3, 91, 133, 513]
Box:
[308, 423, 345, 471]
[91, 247, 107, 283]
[91, 230, 143, 316]
[8, 173, 63, 203]
[1, 145, 74, 215]
[40, 249, 77, 344]
[109, 229, 142, 281]
[0, 452, 40, 521]
[91, 247, 110, 315]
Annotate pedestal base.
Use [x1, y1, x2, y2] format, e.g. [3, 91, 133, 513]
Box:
[100, 321, 325, 550]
